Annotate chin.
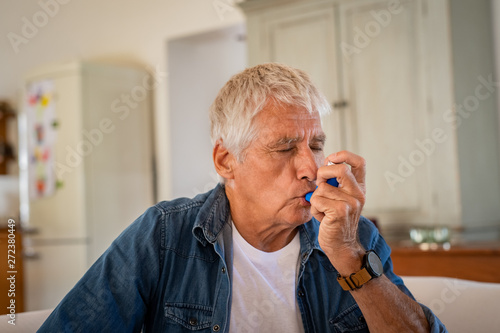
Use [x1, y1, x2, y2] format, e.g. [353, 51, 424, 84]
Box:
[289, 209, 313, 225]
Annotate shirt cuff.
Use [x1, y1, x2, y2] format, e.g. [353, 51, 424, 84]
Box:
[419, 303, 449, 333]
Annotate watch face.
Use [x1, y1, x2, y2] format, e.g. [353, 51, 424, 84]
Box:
[367, 251, 383, 276]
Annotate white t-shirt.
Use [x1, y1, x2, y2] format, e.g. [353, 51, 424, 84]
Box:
[229, 221, 305, 333]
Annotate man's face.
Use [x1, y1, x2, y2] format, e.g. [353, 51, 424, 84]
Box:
[229, 101, 326, 227]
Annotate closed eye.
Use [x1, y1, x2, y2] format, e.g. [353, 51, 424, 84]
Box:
[310, 145, 324, 152]
[277, 147, 295, 153]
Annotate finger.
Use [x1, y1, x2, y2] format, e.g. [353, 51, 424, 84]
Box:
[310, 193, 360, 224]
[309, 201, 325, 222]
[316, 163, 365, 201]
[325, 150, 366, 187]
[313, 184, 363, 214]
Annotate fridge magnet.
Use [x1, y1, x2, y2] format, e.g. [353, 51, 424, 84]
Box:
[26, 80, 58, 199]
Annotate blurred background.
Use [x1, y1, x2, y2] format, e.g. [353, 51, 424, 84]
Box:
[0, 0, 499, 314]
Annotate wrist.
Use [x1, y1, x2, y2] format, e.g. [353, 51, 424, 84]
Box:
[336, 250, 384, 291]
[325, 246, 365, 276]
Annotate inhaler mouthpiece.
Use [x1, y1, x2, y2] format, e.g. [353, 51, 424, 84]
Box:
[305, 178, 339, 202]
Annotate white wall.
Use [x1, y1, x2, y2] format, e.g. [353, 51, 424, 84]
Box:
[449, 0, 500, 227]
[493, 0, 500, 163]
[0, 0, 245, 200]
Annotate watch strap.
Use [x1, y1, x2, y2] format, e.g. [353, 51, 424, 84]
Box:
[337, 267, 373, 291]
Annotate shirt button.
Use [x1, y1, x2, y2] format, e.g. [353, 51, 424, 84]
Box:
[189, 318, 197, 326]
[221, 267, 226, 274]
[213, 324, 221, 331]
[298, 290, 305, 297]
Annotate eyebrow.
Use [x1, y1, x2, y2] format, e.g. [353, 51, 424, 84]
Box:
[267, 133, 327, 149]
[311, 133, 327, 145]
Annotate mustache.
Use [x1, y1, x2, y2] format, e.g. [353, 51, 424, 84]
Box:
[299, 183, 317, 197]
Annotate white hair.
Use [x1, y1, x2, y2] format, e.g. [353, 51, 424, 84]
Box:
[209, 63, 331, 182]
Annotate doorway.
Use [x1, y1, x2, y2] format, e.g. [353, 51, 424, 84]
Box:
[167, 24, 247, 198]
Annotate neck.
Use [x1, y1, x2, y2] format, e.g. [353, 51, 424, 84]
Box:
[232, 216, 299, 252]
[226, 186, 299, 252]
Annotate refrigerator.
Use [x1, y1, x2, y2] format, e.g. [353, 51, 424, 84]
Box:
[18, 61, 155, 311]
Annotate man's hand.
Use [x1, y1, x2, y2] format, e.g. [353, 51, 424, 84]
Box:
[309, 150, 367, 275]
[310, 151, 431, 332]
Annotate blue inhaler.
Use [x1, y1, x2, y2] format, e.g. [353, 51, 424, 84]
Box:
[305, 178, 339, 202]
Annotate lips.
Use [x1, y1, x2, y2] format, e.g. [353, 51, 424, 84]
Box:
[301, 190, 315, 197]
[299, 189, 316, 201]
[304, 178, 339, 202]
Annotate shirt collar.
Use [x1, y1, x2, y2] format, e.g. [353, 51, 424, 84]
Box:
[192, 183, 231, 246]
[298, 218, 323, 259]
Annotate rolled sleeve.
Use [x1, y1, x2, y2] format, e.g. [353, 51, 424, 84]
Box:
[420, 303, 448, 332]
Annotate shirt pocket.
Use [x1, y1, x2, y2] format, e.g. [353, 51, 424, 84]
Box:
[329, 304, 368, 333]
[164, 303, 214, 331]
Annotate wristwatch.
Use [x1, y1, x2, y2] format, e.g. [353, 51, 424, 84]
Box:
[337, 250, 383, 291]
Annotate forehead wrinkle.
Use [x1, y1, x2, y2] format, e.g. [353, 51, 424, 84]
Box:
[254, 103, 325, 150]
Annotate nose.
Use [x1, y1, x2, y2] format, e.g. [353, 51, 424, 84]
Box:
[296, 146, 320, 182]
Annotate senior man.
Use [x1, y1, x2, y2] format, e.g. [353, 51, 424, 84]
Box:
[39, 63, 446, 332]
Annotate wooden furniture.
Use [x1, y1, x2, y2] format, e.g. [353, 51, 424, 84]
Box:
[390, 243, 500, 283]
[0, 101, 16, 175]
[0, 227, 25, 315]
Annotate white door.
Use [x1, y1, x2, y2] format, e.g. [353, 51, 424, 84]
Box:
[339, 0, 432, 226]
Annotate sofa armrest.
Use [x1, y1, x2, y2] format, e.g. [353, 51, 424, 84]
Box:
[402, 276, 500, 333]
[1, 308, 53, 332]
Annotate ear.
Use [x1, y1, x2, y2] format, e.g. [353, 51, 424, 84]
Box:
[213, 140, 236, 180]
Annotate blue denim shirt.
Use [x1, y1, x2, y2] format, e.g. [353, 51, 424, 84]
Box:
[39, 184, 447, 332]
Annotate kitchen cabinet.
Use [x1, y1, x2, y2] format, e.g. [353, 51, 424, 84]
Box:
[239, 0, 500, 230]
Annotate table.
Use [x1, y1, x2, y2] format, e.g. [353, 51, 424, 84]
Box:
[390, 241, 500, 283]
